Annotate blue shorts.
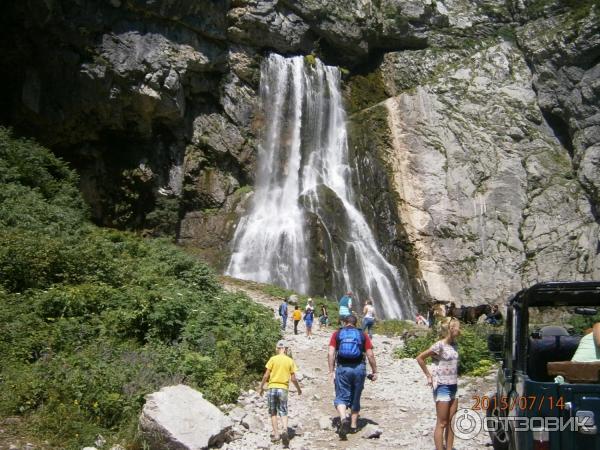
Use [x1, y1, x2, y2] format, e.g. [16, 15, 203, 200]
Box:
[433, 384, 457, 402]
[334, 363, 366, 412]
[267, 388, 288, 416]
[305, 319, 313, 328]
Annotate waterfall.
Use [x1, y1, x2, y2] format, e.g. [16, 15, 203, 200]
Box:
[226, 54, 416, 319]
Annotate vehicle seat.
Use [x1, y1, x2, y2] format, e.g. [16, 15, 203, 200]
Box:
[527, 334, 581, 382]
[539, 325, 569, 337]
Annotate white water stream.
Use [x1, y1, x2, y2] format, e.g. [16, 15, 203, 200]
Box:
[226, 54, 415, 319]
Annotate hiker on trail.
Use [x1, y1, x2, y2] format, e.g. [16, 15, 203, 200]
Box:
[338, 291, 353, 324]
[292, 306, 302, 335]
[319, 304, 329, 329]
[304, 298, 315, 339]
[259, 340, 302, 447]
[279, 298, 288, 331]
[328, 315, 377, 440]
[416, 318, 460, 450]
[362, 299, 376, 338]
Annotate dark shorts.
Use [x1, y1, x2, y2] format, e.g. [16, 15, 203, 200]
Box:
[334, 363, 366, 412]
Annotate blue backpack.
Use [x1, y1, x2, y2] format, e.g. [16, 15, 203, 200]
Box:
[336, 327, 365, 362]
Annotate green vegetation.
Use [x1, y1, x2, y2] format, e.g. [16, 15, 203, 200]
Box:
[344, 70, 389, 114]
[304, 54, 317, 66]
[233, 185, 253, 196]
[145, 195, 180, 237]
[0, 128, 279, 448]
[526, 0, 600, 19]
[568, 312, 600, 335]
[395, 323, 497, 376]
[372, 319, 419, 336]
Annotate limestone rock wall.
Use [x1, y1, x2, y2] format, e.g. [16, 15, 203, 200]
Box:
[366, 39, 599, 305]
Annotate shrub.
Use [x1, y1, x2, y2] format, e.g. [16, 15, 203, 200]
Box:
[372, 319, 418, 336]
[395, 323, 497, 376]
[0, 130, 279, 449]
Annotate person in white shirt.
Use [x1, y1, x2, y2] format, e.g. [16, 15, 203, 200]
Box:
[362, 299, 375, 338]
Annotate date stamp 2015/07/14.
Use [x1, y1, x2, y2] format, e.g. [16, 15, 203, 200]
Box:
[471, 395, 566, 412]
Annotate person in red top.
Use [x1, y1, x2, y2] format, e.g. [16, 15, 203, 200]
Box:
[327, 315, 378, 440]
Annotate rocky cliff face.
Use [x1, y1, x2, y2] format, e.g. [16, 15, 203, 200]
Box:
[1, 0, 598, 305]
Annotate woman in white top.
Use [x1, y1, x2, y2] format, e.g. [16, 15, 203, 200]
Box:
[416, 318, 460, 450]
[362, 299, 376, 338]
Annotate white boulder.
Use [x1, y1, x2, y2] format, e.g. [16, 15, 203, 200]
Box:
[139, 384, 233, 449]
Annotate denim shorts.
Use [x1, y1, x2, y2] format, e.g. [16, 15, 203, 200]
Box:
[433, 384, 457, 402]
[334, 363, 367, 412]
[267, 388, 288, 416]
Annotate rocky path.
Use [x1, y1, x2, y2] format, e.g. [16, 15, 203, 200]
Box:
[221, 279, 495, 450]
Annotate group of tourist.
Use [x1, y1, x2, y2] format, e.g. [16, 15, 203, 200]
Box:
[278, 291, 377, 338]
[263, 290, 460, 450]
[278, 297, 325, 338]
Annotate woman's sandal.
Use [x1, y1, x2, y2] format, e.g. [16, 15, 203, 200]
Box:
[270, 434, 280, 442]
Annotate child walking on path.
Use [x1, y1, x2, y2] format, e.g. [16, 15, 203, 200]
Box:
[292, 306, 302, 335]
[259, 340, 302, 447]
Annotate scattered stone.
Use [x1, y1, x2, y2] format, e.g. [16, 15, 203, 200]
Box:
[318, 416, 332, 430]
[220, 403, 236, 413]
[362, 424, 383, 439]
[228, 407, 247, 423]
[241, 414, 263, 431]
[139, 384, 233, 449]
[95, 434, 107, 447]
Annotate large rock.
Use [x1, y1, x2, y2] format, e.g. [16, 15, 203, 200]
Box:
[139, 385, 233, 450]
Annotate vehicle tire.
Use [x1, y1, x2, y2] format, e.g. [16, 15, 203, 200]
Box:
[487, 393, 509, 450]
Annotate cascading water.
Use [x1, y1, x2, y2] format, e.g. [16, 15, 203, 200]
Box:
[226, 54, 416, 319]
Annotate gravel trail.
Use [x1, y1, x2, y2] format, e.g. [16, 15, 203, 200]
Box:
[222, 279, 495, 450]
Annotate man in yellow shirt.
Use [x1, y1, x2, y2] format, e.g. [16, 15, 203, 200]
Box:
[259, 340, 302, 447]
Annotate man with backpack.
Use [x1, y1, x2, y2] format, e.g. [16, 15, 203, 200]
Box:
[327, 314, 378, 440]
[279, 298, 289, 331]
